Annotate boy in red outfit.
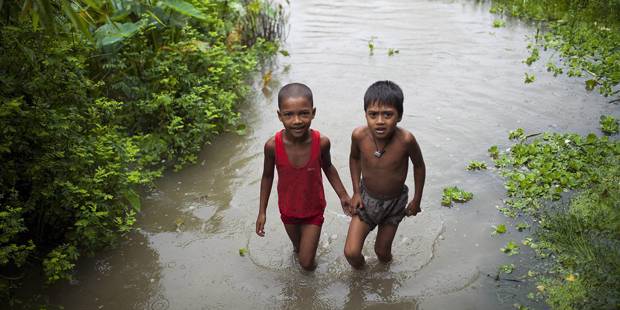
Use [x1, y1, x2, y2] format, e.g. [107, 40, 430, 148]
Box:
[255, 83, 350, 271]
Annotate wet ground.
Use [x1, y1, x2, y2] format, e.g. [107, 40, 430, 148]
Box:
[35, 0, 618, 309]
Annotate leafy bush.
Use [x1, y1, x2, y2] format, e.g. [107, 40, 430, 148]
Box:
[490, 0, 620, 99]
[441, 186, 474, 207]
[599, 115, 619, 135]
[0, 0, 283, 291]
[490, 129, 620, 309]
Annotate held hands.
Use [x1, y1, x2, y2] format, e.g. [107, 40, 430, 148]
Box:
[255, 213, 266, 237]
[405, 200, 422, 217]
[339, 195, 352, 216]
[348, 193, 364, 216]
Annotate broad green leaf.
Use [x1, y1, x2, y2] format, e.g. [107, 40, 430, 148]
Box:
[160, 0, 207, 20]
[94, 21, 140, 47]
[123, 189, 141, 211]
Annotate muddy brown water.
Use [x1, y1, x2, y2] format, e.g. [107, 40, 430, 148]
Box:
[31, 0, 618, 309]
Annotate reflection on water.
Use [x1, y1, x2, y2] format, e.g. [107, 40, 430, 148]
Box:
[35, 0, 619, 309]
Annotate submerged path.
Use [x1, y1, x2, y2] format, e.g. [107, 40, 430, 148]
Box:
[42, 0, 617, 309]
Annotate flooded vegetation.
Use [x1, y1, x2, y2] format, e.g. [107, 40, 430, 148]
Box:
[3, 0, 618, 309]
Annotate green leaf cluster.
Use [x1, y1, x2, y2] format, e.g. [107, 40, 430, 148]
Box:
[490, 0, 620, 98]
[490, 128, 620, 309]
[441, 186, 473, 207]
[599, 115, 618, 135]
[0, 0, 283, 291]
[466, 160, 488, 170]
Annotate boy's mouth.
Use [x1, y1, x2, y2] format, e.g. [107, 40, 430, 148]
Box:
[375, 128, 386, 135]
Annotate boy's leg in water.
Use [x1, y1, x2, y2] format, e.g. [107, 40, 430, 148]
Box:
[344, 215, 371, 269]
[297, 224, 322, 271]
[374, 223, 399, 263]
[284, 224, 301, 253]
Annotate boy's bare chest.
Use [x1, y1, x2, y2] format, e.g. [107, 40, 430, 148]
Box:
[283, 143, 312, 167]
[359, 142, 407, 169]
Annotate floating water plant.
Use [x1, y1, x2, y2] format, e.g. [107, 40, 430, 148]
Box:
[501, 241, 520, 256]
[387, 48, 399, 56]
[524, 73, 536, 83]
[488, 145, 499, 159]
[466, 160, 488, 170]
[492, 224, 507, 235]
[516, 222, 530, 231]
[239, 248, 248, 256]
[500, 263, 515, 274]
[441, 186, 473, 207]
[493, 19, 506, 28]
[368, 36, 377, 55]
[508, 128, 526, 140]
[600, 115, 618, 135]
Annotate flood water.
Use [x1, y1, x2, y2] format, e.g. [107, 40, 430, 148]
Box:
[39, 0, 618, 309]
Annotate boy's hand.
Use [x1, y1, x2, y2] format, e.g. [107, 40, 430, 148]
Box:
[350, 193, 363, 215]
[405, 200, 421, 217]
[340, 195, 352, 216]
[256, 213, 266, 236]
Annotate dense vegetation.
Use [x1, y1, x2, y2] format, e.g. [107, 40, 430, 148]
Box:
[490, 129, 619, 309]
[487, 1, 619, 308]
[0, 0, 284, 297]
[490, 0, 620, 100]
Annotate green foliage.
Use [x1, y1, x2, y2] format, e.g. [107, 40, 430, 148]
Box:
[387, 48, 399, 56]
[490, 129, 620, 309]
[466, 160, 488, 170]
[368, 36, 377, 55]
[599, 115, 619, 135]
[239, 247, 248, 256]
[0, 0, 283, 290]
[500, 263, 515, 274]
[501, 240, 520, 256]
[488, 145, 500, 159]
[524, 73, 536, 83]
[509, 128, 526, 140]
[441, 186, 473, 207]
[492, 19, 506, 27]
[516, 222, 530, 231]
[490, 0, 620, 98]
[492, 223, 507, 235]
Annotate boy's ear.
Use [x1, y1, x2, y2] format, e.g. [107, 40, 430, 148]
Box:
[277, 110, 283, 121]
[312, 107, 316, 117]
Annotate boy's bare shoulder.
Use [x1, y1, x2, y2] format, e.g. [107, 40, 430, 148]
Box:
[264, 136, 276, 154]
[351, 126, 368, 141]
[395, 128, 416, 143]
[319, 132, 331, 150]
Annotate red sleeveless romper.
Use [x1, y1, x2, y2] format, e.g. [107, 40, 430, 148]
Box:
[275, 129, 326, 226]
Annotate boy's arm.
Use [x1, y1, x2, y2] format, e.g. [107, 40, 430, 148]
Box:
[405, 133, 426, 216]
[320, 135, 351, 213]
[349, 128, 363, 213]
[256, 138, 276, 236]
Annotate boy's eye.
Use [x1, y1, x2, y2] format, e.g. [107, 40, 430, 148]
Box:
[383, 112, 394, 118]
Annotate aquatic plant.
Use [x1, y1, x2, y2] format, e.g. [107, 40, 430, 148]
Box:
[0, 0, 285, 293]
[490, 128, 620, 309]
[441, 186, 474, 207]
[599, 115, 618, 135]
[490, 0, 620, 99]
[466, 160, 488, 170]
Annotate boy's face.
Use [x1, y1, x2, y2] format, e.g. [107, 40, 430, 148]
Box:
[365, 102, 401, 139]
[277, 96, 315, 139]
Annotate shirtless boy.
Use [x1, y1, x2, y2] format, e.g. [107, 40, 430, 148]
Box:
[344, 80, 426, 269]
[256, 83, 350, 271]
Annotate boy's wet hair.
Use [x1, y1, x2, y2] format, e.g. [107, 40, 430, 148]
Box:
[278, 83, 313, 109]
[364, 80, 404, 117]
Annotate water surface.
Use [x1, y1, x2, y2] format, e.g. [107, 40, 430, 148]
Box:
[44, 0, 618, 309]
